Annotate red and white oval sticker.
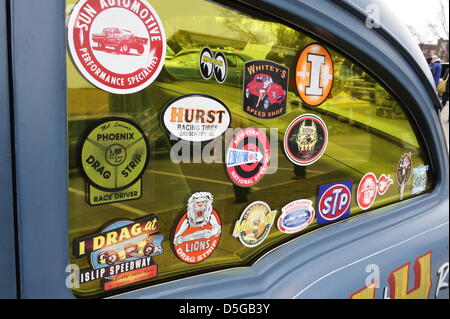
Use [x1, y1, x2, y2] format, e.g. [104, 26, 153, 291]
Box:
[67, 0, 166, 94]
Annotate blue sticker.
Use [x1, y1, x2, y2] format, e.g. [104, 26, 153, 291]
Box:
[317, 180, 353, 225]
[411, 165, 429, 195]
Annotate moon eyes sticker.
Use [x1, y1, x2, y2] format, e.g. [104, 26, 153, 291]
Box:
[243, 60, 288, 119]
[173, 192, 222, 264]
[199, 47, 228, 83]
[79, 117, 149, 205]
[226, 128, 271, 187]
[295, 43, 334, 107]
[67, 0, 166, 94]
[233, 201, 277, 248]
[284, 114, 328, 166]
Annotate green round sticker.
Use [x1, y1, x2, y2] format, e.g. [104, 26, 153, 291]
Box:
[80, 118, 150, 192]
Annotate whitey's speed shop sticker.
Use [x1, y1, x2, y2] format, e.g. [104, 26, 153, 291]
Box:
[232, 201, 277, 248]
[277, 199, 315, 234]
[226, 128, 270, 187]
[67, 0, 166, 94]
[284, 114, 328, 166]
[162, 94, 231, 142]
[79, 117, 149, 193]
[173, 192, 222, 264]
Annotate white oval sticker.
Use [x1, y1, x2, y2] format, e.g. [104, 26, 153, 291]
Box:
[162, 94, 231, 142]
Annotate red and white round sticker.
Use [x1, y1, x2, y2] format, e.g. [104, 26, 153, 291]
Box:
[67, 0, 166, 94]
[357, 172, 378, 210]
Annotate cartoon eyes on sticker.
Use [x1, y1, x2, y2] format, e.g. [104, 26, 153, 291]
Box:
[199, 47, 228, 83]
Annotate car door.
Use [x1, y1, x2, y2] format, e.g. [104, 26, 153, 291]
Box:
[6, 0, 448, 299]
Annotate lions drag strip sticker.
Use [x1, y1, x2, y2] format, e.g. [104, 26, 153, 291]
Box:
[67, 0, 166, 94]
[79, 117, 149, 205]
[162, 94, 231, 143]
[233, 201, 277, 248]
[243, 60, 288, 119]
[173, 192, 222, 264]
[226, 128, 270, 187]
[284, 114, 328, 166]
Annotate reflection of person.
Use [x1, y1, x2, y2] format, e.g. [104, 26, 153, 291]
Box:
[430, 55, 442, 87]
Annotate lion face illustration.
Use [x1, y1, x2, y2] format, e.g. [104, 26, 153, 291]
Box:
[187, 192, 214, 227]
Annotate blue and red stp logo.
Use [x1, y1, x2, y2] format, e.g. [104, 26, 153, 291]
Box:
[317, 180, 353, 224]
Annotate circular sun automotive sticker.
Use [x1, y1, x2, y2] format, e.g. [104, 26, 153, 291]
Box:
[284, 114, 328, 166]
[173, 192, 221, 264]
[80, 118, 150, 192]
[67, 0, 166, 94]
[295, 43, 334, 107]
[226, 128, 270, 187]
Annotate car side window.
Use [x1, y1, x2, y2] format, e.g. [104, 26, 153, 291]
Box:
[66, 0, 432, 298]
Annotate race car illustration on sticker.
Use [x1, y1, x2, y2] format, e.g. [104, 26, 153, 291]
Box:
[243, 60, 288, 119]
[91, 27, 149, 55]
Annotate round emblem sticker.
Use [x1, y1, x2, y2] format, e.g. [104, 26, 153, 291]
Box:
[295, 43, 334, 107]
[80, 118, 149, 192]
[173, 192, 221, 264]
[357, 172, 378, 210]
[397, 153, 412, 186]
[67, 0, 166, 94]
[284, 114, 328, 166]
[232, 201, 277, 248]
[226, 128, 270, 187]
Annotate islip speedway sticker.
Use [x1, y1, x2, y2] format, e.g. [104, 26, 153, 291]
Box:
[173, 192, 222, 264]
[284, 114, 328, 166]
[73, 214, 163, 291]
[79, 117, 149, 205]
[233, 201, 277, 248]
[226, 128, 270, 187]
[67, 0, 166, 94]
[162, 94, 231, 143]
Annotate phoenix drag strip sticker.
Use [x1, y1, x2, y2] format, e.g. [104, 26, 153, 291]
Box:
[162, 94, 231, 143]
[226, 128, 270, 187]
[79, 117, 149, 205]
[173, 192, 222, 264]
[233, 201, 277, 247]
[67, 0, 166, 94]
[284, 114, 328, 166]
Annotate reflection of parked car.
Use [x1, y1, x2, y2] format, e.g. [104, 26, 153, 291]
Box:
[245, 73, 286, 109]
[164, 49, 252, 86]
[98, 235, 161, 266]
[91, 27, 148, 55]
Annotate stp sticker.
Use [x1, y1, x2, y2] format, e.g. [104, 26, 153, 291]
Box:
[295, 43, 334, 107]
[173, 192, 221, 264]
[199, 47, 228, 83]
[277, 199, 315, 234]
[162, 94, 231, 143]
[226, 128, 270, 187]
[79, 117, 149, 192]
[243, 60, 288, 119]
[284, 114, 328, 166]
[411, 165, 429, 195]
[67, 0, 166, 94]
[73, 214, 163, 291]
[233, 201, 277, 247]
[317, 180, 353, 224]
